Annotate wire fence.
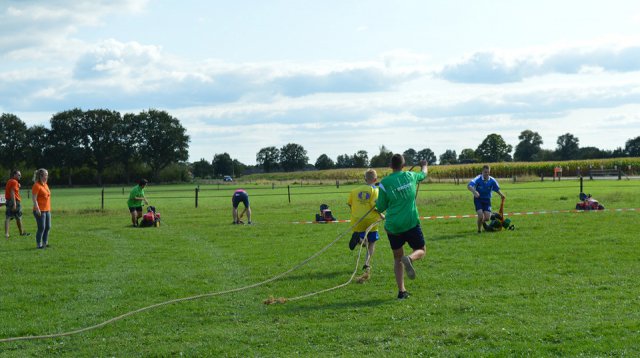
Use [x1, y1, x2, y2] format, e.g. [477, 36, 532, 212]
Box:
[87, 175, 640, 210]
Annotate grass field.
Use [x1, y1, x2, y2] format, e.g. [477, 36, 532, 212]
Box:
[1, 178, 639, 356]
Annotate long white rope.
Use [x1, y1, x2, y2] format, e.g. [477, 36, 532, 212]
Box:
[268, 217, 384, 304]
[0, 206, 378, 343]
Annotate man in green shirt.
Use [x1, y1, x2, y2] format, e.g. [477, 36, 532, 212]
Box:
[127, 179, 149, 227]
[376, 154, 427, 299]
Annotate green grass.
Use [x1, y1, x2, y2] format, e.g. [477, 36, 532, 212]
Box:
[1, 179, 639, 356]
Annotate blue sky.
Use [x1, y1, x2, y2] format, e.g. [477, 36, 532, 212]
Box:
[1, 0, 639, 164]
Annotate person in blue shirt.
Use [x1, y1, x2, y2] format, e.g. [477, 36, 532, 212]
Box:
[467, 165, 505, 233]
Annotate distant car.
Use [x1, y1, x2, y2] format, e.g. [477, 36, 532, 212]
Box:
[223, 176, 233, 182]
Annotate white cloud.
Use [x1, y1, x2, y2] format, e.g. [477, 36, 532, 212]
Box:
[1, 36, 422, 111]
[73, 39, 164, 80]
[173, 79, 640, 163]
[2, 2, 639, 165]
[438, 44, 640, 83]
[0, 0, 148, 61]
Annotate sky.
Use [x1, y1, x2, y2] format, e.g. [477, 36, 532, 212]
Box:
[1, 0, 640, 165]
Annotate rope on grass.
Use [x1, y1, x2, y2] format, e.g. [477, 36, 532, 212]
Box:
[264, 218, 384, 304]
[267, 165, 422, 303]
[0, 207, 378, 343]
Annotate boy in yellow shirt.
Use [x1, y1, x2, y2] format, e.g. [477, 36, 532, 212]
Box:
[347, 169, 384, 272]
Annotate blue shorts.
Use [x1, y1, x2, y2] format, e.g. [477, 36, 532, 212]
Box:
[387, 224, 425, 251]
[474, 198, 492, 212]
[355, 231, 379, 243]
[232, 192, 249, 208]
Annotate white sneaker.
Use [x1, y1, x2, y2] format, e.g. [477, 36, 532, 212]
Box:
[402, 256, 416, 280]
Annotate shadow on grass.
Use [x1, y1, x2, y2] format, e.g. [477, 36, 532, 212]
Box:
[277, 270, 349, 282]
[428, 231, 472, 241]
[281, 297, 390, 313]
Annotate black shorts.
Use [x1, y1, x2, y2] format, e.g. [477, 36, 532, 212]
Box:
[129, 206, 143, 213]
[232, 192, 249, 208]
[387, 224, 426, 251]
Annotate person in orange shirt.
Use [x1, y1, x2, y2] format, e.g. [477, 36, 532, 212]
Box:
[32, 168, 51, 249]
[5, 169, 29, 239]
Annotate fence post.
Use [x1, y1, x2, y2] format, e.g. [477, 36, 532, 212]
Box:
[336, 180, 339, 189]
[618, 169, 622, 180]
[101, 187, 105, 211]
[195, 186, 199, 208]
[287, 185, 291, 204]
[122, 187, 124, 195]
[272, 182, 274, 189]
[579, 176, 583, 194]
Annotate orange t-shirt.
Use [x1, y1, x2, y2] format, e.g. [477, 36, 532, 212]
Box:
[32, 182, 51, 212]
[5, 178, 21, 202]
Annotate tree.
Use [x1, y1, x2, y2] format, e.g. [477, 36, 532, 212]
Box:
[232, 159, 247, 177]
[577, 146, 605, 160]
[279, 143, 308, 172]
[532, 149, 556, 162]
[402, 148, 418, 165]
[626, 136, 640, 157]
[336, 154, 353, 168]
[256, 146, 280, 173]
[609, 147, 627, 158]
[48, 109, 87, 185]
[439, 149, 457, 165]
[81, 109, 122, 185]
[118, 113, 145, 183]
[555, 133, 579, 160]
[315, 154, 335, 170]
[458, 148, 477, 163]
[191, 158, 213, 178]
[370, 145, 393, 167]
[352, 150, 369, 168]
[212, 153, 234, 177]
[25, 125, 50, 168]
[135, 109, 190, 180]
[475, 134, 512, 162]
[514, 130, 543, 162]
[0, 113, 28, 170]
[416, 148, 437, 165]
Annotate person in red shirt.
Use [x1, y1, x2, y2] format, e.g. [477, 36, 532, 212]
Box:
[32, 168, 51, 249]
[5, 169, 29, 239]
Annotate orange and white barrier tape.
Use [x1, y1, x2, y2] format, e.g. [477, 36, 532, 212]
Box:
[291, 208, 640, 224]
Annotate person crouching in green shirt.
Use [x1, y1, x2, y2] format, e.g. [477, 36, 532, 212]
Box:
[376, 154, 427, 299]
[127, 179, 149, 227]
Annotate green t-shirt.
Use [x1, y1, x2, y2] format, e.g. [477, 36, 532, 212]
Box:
[376, 170, 426, 234]
[127, 185, 145, 207]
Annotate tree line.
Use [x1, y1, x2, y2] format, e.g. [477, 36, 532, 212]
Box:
[0, 110, 189, 185]
[4, 108, 638, 182]
[242, 131, 639, 174]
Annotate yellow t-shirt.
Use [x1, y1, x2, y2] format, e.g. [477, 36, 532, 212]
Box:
[348, 184, 380, 232]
